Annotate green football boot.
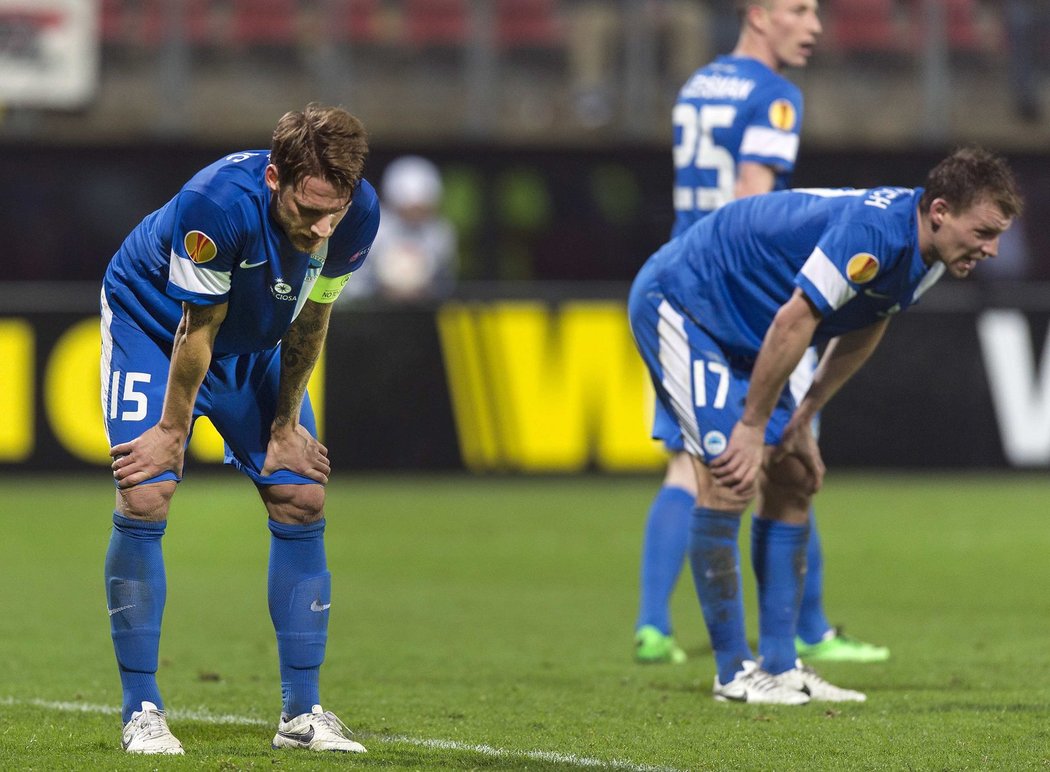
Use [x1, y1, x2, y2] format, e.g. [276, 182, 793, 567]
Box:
[796, 628, 890, 663]
[634, 625, 687, 664]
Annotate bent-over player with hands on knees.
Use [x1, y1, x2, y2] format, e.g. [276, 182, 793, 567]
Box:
[101, 104, 378, 754]
[628, 147, 1021, 702]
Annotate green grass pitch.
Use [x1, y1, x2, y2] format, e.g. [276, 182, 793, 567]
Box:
[1, 472, 1049, 770]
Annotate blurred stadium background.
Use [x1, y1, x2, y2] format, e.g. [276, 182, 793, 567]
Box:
[2, 0, 1050, 477]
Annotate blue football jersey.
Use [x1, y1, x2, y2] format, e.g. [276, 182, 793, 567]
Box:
[103, 151, 379, 355]
[652, 186, 945, 360]
[671, 55, 803, 237]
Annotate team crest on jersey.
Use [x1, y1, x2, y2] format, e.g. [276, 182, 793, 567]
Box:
[702, 431, 728, 457]
[309, 241, 329, 269]
[768, 99, 797, 132]
[847, 253, 880, 283]
[184, 230, 217, 264]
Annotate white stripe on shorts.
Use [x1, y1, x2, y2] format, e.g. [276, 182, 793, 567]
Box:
[656, 300, 701, 456]
[99, 289, 114, 446]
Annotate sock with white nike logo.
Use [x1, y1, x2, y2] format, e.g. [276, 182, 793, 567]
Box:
[268, 518, 330, 718]
[105, 513, 168, 723]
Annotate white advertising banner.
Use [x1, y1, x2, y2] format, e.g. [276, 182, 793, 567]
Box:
[0, 0, 98, 108]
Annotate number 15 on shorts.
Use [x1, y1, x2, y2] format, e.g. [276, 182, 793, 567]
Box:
[109, 371, 151, 421]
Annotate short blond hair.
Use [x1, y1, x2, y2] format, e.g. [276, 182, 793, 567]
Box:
[734, 0, 772, 17]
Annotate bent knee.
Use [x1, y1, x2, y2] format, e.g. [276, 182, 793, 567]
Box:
[116, 481, 176, 521]
[759, 455, 813, 521]
[699, 485, 751, 513]
[691, 455, 751, 512]
[261, 483, 326, 525]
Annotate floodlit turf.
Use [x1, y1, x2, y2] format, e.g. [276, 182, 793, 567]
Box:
[1, 471, 1049, 770]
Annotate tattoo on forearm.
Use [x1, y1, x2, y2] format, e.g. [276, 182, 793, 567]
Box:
[275, 304, 331, 425]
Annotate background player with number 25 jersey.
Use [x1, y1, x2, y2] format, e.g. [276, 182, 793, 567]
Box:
[672, 55, 802, 235]
[101, 104, 379, 755]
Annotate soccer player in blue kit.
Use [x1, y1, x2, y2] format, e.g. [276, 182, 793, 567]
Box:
[629, 148, 1021, 702]
[101, 104, 379, 753]
[635, 0, 889, 666]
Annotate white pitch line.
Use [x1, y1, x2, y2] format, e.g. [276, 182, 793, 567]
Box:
[0, 696, 685, 772]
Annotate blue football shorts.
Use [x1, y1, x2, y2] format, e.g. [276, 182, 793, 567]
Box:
[628, 261, 798, 464]
[650, 342, 820, 454]
[100, 302, 318, 487]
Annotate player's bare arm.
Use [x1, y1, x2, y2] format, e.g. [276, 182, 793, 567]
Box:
[711, 290, 821, 496]
[262, 299, 334, 483]
[775, 317, 891, 490]
[110, 301, 227, 489]
[734, 161, 776, 199]
[793, 317, 891, 426]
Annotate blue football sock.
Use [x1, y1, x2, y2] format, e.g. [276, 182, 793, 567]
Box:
[797, 509, 833, 644]
[636, 485, 694, 634]
[104, 513, 167, 723]
[751, 516, 809, 675]
[688, 507, 751, 684]
[268, 518, 330, 718]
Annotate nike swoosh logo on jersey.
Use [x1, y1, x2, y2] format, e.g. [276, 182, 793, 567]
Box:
[276, 726, 315, 745]
[863, 288, 892, 299]
[310, 600, 331, 612]
[239, 258, 268, 269]
[108, 604, 135, 616]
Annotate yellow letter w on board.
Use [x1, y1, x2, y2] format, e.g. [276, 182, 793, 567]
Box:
[437, 301, 664, 472]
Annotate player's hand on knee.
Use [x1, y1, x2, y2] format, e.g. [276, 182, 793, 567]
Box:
[710, 422, 764, 497]
[110, 426, 185, 489]
[794, 448, 825, 494]
[772, 420, 825, 494]
[764, 449, 824, 500]
[263, 424, 330, 484]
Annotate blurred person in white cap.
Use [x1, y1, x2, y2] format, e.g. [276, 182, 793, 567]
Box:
[344, 155, 458, 302]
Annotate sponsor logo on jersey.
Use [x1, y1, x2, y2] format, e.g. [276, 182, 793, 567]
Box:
[768, 99, 797, 132]
[847, 253, 880, 284]
[702, 430, 728, 457]
[271, 278, 297, 302]
[184, 230, 218, 264]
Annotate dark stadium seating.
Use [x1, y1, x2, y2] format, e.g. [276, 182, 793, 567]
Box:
[823, 0, 908, 55]
[403, 0, 470, 48]
[925, 0, 1003, 54]
[494, 0, 563, 49]
[101, 0, 567, 51]
[825, 0, 1003, 57]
